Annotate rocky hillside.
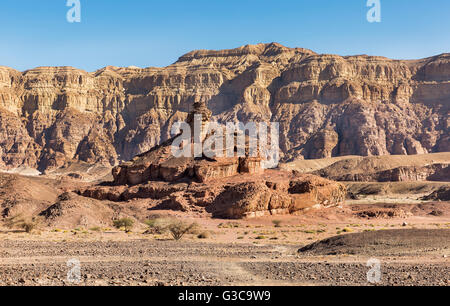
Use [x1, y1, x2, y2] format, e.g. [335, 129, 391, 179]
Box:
[79, 170, 346, 219]
[0, 43, 449, 172]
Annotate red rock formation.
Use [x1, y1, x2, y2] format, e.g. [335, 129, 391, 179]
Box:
[79, 170, 346, 219]
[111, 100, 264, 185]
[80, 98, 346, 219]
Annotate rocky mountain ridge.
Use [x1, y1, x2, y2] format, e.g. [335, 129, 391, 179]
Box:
[0, 43, 449, 172]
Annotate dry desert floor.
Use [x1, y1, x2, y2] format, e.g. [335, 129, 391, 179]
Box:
[1, 202, 449, 286]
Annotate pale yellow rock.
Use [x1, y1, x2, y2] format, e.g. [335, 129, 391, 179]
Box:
[0, 44, 448, 172]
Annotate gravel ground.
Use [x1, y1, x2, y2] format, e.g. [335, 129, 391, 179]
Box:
[0, 236, 449, 286]
[243, 262, 450, 286]
[298, 229, 450, 256]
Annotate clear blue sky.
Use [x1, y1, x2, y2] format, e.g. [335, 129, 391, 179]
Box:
[1, 0, 449, 72]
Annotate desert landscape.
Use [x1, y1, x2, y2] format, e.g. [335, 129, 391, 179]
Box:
[0, 162, 449, 286]
[0, 43, 449, 286]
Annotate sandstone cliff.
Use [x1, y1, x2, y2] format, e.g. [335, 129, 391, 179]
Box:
[0, 43, 449, 171]
[312, 152, 450, 182]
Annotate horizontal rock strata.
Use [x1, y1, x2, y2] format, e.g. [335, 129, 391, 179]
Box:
[79, 171, 346, 219]
[0, 43, 449, 172]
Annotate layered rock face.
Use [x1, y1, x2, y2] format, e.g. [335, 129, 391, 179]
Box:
[312, 153, 450, 182]
[79, 170, 346, 219]
[86, 99, 346, 219]
[111, 99, 265, 185]
[0, 43, 449, 171]
[111, 140, 264, 185]
[318, 163, 449, 182]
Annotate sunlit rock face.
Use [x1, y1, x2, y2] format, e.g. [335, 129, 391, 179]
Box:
[110, 100, 265, 186]
[0, 43, 449, 171]
[80, 169, 347, 219]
